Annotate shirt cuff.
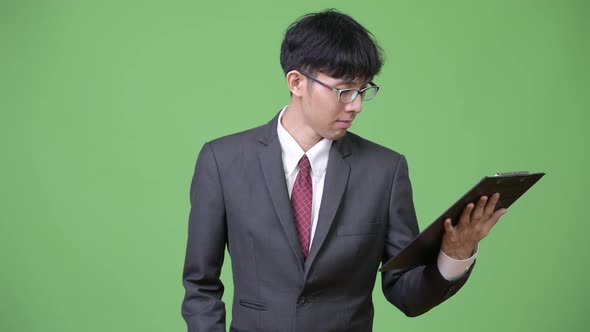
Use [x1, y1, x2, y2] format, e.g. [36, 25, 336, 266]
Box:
[437, 245, 478, 281]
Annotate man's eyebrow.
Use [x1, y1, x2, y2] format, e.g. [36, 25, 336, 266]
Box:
[337, 79, 371, 87]
[335, 81, 371, 88]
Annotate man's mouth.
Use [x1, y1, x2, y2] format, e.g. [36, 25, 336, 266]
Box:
[336, 120, 353, 129]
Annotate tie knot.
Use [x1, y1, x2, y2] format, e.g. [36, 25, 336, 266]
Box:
[298, 154, 311, 174]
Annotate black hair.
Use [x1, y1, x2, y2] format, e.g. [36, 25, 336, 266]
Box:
[280, 9, 383, 81]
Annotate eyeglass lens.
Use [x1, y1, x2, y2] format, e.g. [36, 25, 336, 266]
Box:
[340, 87, 378, 103]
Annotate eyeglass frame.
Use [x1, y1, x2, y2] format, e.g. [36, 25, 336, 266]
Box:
[300, 72, 380, 104]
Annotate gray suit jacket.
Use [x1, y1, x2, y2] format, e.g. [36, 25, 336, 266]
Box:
[182, 112, 472, 332]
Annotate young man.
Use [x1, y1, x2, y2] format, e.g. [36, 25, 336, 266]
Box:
[182, 9, 505, 332]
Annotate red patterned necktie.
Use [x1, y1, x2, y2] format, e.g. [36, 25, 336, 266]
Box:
[291, 154, 312, 259]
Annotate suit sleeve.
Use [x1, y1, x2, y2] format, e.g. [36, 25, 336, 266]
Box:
[381, 155, 474, 317]
[181, 143, 227, 331]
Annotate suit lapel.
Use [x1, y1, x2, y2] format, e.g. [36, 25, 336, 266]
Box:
[258, 113, 305, 266]
[304, 137, 352, 274]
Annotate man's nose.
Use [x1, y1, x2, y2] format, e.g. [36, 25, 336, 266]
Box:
[344, 95, 363, 113]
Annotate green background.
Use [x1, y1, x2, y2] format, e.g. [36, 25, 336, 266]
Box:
[1, 0, 588, 331]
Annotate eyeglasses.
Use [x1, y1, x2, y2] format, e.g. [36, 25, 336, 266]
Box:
[301, 72, 380, 104]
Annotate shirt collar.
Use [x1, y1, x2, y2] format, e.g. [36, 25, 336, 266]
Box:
[277, 106, 333, 178]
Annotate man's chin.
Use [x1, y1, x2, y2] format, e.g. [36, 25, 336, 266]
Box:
[325, 129, 348, 141]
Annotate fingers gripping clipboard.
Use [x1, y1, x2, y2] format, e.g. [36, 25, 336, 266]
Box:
[379, 171, 545, 272]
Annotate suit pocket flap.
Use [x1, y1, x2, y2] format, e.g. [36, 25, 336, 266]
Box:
[239, 299, 267, 311]
[336, 221, 385, 236]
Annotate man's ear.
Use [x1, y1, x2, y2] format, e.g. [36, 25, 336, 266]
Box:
[286, 70, 306, 97]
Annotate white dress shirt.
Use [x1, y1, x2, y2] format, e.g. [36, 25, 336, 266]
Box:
[276, 106, 476, 280]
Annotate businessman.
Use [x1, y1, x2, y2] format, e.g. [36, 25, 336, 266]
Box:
[181, 9, 506, 332]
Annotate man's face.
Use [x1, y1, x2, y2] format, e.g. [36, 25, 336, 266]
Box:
[301, 72, 369, 141]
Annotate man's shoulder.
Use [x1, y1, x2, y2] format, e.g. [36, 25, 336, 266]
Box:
[345, 131, 405, 163]
[210, 124, 264, 145]
[197, 114, 282, 169]
[206, 118, 272, 151]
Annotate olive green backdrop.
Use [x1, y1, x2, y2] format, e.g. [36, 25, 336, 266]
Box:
[1, 0, 588, 331]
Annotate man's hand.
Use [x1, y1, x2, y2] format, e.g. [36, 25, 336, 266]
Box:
[441, 193, 507, 260]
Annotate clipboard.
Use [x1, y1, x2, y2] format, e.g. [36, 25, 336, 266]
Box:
[379, 171, 545, 272]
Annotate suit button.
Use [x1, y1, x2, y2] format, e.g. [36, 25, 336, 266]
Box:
[297, 296, 308, 305]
